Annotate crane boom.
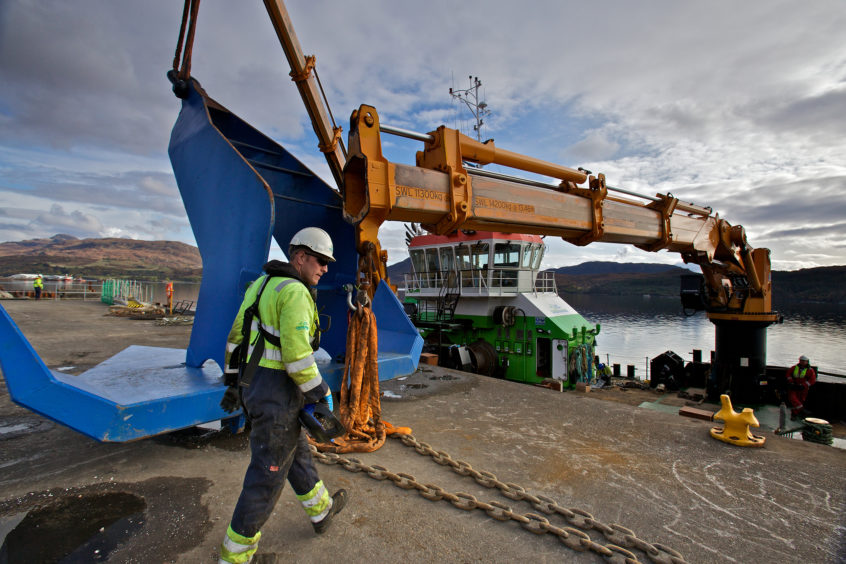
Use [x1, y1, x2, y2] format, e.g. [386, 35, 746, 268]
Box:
[343, 105, 777, 324]
[263, 0, 346, 189]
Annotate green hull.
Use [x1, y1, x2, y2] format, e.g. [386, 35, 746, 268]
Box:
[410, 292, 599, 386]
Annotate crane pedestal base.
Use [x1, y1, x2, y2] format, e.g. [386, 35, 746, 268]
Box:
[708, 317, 776, 403]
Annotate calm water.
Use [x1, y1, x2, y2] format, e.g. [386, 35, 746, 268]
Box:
[562, 293, 846, 378]
[4, 276, 843, 377]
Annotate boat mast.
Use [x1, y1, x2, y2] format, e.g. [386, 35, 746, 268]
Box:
[450, 76, 490, 144]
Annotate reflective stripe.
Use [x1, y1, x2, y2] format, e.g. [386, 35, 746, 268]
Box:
[227, 342, 239, 353]
[275, 279, 298, 292]
[298, 373, 323, 393]
[251, 319, 280, 338]
[262, 348, 282, 362]
[261, 322, 280, 337]
[223, 536, 254, 552]
[298, 482, 328, 508]
[296, 481, 332, 522]
[220, 526, 260, 564]
[309, 501, 331, 522]
[245, 343, 283, 362]
[219, 545, 254, 564]
[246, 343, 282, 361]
[286, 354, 315, 374]
[225, 525, 260, 546]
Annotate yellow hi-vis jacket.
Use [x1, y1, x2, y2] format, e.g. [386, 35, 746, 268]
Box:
[33, 277, 43, 289]
[225, 274, 324, 399]
[791, 366, 808, 379]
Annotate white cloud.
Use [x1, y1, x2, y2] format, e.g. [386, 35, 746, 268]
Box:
[565, 129, 621, 162]
[0, 0, 844, 272]
[101, 226, 141, 239]
[138, 175, 177, 197]
[31, 204, 103, 236]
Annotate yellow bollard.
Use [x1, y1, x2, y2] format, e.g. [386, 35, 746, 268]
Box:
[710, 394, 766, 447]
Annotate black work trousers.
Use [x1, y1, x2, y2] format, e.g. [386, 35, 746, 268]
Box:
[230, 366, 320, 537]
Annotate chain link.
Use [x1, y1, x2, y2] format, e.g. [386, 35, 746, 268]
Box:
[311, 434, 688, 564]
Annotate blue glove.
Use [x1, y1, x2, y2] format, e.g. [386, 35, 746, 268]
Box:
[304, 390, 333, 416]
[321, 390, 333, 412]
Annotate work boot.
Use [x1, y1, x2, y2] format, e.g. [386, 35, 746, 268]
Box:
[312, 489, 347, 534]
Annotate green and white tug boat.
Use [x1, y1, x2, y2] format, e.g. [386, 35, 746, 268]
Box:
[402, 230, 600, 386]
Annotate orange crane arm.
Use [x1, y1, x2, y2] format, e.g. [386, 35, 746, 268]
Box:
[263, 0, 346, 190]
[342, 105, 777, 322]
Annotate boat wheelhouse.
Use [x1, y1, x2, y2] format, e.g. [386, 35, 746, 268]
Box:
[407, 232, 555, 296]
[403, 231, 600, 386]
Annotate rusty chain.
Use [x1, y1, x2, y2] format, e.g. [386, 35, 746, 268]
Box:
[310, 433, 687, 564]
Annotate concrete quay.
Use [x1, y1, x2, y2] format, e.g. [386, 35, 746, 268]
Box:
[0, 300, 844, 563]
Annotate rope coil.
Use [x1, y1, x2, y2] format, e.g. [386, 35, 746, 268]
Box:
[801, 418, 834, 445]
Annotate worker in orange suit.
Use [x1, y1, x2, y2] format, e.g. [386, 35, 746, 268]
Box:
[165, 281, 174, 314]
[785, 355, 816, 419]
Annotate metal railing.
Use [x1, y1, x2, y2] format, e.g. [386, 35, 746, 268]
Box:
[404, 268, 558, 297]
[0, 278, 201, 308]
[101, 279, 153, 305]
[533, 271, 558, 294]
[404, 269, 491, 293]
[0, 278, 104, 301]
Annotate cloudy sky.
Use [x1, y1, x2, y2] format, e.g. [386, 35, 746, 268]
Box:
[1, 1, 844, 271]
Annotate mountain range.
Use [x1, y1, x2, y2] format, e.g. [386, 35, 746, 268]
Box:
[0, 234, 202, 280]
[1, 235, 844, 303]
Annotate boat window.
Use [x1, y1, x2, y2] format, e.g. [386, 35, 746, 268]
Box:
[470, 242, 490, 288]
[493, 243, 521, 268]
[493, 242, 519, 287]
[521, 244, 534, 268]
[425, 248, 441, 285]
[471, 243, 489, 269]
[439, 247, 455, 272]
[456, 245, 473, 287]
[410, 249, 426, 273]
[456, 245, 471, 270]
[533, 244, 545, 269]
[425, 248, 440, 272]
[410, 249, 427, 287]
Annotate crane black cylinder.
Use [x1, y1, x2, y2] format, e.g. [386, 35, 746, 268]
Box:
[709, 318, 773, 403]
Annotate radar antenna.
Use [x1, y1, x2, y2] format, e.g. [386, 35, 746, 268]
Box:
[450, 76, 490, 143]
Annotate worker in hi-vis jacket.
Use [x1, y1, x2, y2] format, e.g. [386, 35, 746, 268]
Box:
[218, 227, 347, 564]
[785, 355, 816, 419]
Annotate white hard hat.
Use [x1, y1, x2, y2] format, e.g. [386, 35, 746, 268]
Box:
[289, 227, 335, 262]
[799, 355, 809, 362]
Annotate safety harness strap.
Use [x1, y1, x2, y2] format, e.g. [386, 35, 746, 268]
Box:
[238, 275, 282, 389]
